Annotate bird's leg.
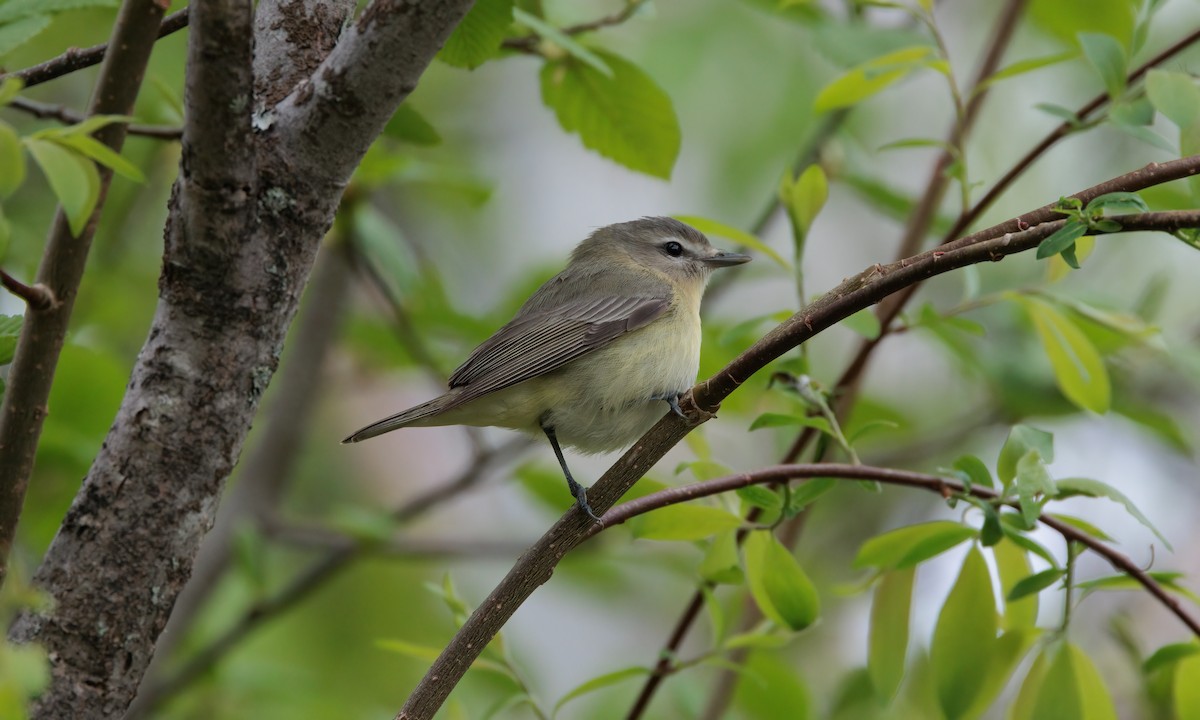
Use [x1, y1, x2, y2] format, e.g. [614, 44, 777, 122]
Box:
[541, 422, 600, 522]
[653, 391, 688, 419]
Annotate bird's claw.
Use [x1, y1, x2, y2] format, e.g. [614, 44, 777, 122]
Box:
[567, 477, 601, 522]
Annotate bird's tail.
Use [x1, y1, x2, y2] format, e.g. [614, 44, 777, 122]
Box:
[341, 394, 457, 444]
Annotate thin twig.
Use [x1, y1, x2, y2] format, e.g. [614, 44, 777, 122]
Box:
[5, 97, 182, 139]
[591, 464, 1200, 637]
[501, 0, 646, 53]
[262, 520, 535, 559]
[0, 8, 191, 89]
[0, 268, 54, 309]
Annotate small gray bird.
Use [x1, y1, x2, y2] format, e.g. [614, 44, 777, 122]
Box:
[344, 217, 750, 519]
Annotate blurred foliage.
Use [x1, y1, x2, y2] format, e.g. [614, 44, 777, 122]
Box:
[2, 0, 1200, 718]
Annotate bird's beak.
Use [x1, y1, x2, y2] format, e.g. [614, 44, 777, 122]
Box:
[703, 251, 752, 268]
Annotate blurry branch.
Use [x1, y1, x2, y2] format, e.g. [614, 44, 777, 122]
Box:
[590, 464, 1200, 637]
[128, 436, 530, 719]
[263, 520, 534, 559]
[0, 267, 54, 309]
[0, 7, 191, 88]
[636, 4, 1028, 712]
[945, 25, 1200, 242]
[396, 168, 1200, 718]
[0, 0, 167, 592]
[501, 0, 646, 53]
[6, 97, 182, 139]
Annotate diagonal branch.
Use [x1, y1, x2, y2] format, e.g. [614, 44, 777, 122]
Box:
[396, 178, 1200, 718]
[5, 96, 182, 138]
[0, 7, 190, 89]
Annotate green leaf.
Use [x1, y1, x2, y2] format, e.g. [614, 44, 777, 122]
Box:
[978, 51, 1077, 90]
[631, 504, 742, 541]
[376, 639, 513, 679]
[1036, 219, 1088, 260]
[1077, 572, 1199, 604]
[672, 214, 789, 268]
[722, 629, 790, 650]
[1007, 568, 1065, 602]
[1011, 645, 1049, 720]
[699, 530, 744, 584]
[1175, 653, 1200, 719]
[0, 14, 51, 57]
[868, 567, 913, 700]
[1032, 643, 1118, 720]
[841, 308, 881, 339]
[1145, 70, 1200, 130]
[384, 104, 442, 146]
[25, 138, 100, 236]
[1055, 477, 1171, 550]
[1142, 642, 1200, 675]
[33, 113, 135, 139]
[736, 485, 782, 511]
[854, 521, 977, 570]
[780, 164, 829, 235]
[0, 121, 25, 197]
[997, 425, 1054, 487]
[814, 45, 936, 111]
[743, 531, 820, 631]
[1016, 295, 1111, 414]
[993, 538, 1038, 629]
[967, 629, 1040, 718]
[513, 8, 611, 77]
[56, 134, 144, 182]
[748, 412, 831, 434]
[931, 546, 996, 719]
[1078, 32, 1127, 100]
[0, 77, 23, 105]
[438, 0, 514, 69]
[952, 454, 993, 489]
[553, 666, 649, 715]
[783, 477, 836, 515]
[1085, 191, 1148, 215]
[1014, 450, 1056, 527]
[540, 51, 680, 179]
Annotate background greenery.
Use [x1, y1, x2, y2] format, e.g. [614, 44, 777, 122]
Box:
[2, 0, 1200, 718]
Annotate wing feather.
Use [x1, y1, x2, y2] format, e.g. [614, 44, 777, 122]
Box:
[445, 294, 670, 402]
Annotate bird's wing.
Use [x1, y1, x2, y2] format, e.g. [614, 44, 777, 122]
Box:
[446, 294, 670, 400]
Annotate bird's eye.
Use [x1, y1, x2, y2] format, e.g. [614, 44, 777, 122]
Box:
[663, 241, 684, 257]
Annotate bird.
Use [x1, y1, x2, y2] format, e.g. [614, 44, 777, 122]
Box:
[343, 217, 750, 519]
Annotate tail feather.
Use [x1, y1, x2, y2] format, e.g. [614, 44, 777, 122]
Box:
[342, 394, 457, 443]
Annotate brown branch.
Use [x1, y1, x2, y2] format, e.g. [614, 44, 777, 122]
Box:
[5, 97, 182, 139]
[590, 464, 1200, 637]
[501, 0, 647, 53]
[262, 520, 535, 559]
[395, 196, 1200, 718]
[127, 437, 530, 719]
[0, 267, 54, 309]
[0, 0, 168, 595]
[0, 7, 190, 89]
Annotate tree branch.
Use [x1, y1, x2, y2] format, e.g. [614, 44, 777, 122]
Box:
[0, 7, 190, 89]
[5, 96, 182, 139]
[0, 0, 168, 594]
[396, 188, 1200, 718]
[0, 267, 54, 309]
[590, 464, 1200, 637]
[501, 0, 647, 53]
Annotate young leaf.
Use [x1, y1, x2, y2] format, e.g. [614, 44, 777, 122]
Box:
[540, 51, 680, 179]
[1078, 32, 1127, 100]
[993, 538, 1038, 629]
[1016, 295, 1111, 414]
[1145, 70, 1200, 130]
[854, 521, 977, 570]
[781, 164, 829, 235]
[699, 530, 744, 585]
[438, 0, 514, 69]
[1032, 643, 1118, 720]
[1011, 645, 1049, 720]
[1007, 568, 1065, 602]
[736, 485, 782, 511]
[552, 666, 649, 715]
[56, 134, 145, 182]
[868, 567, 914, 701]
[997, 425, 1054, 487]
[513, 8, 611, 77]
[743, 531, 820, 631]
[1055, 477, 1171, 550]
[631, 504, 742, 541]
[814, 45, 936, 111]
[1085, 191, 1148, 215]
[978, 51, 1076, 90]
[1175, 652, 1200, 720]
[931, 546, 996, 719]
[748, 412, 831, 434]
[1035, 219, 1088, 260]
[25, 138, 100, 236]
[0, 77, 23, 106]
[672, 214, 790, 268]
[952, 454, 993, 489]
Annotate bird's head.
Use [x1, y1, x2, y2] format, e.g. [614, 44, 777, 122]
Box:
[571, 217, 751, 284]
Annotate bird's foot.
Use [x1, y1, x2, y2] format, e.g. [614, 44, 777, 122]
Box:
[654, 392, 688, 419]
[567, 476, 601, 522]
